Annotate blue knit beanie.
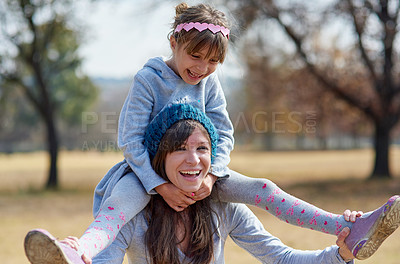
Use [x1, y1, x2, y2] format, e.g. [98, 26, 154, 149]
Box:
[144, 104, 219, 162]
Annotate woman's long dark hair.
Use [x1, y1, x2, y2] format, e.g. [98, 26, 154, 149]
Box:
[145, 120, 217, 264]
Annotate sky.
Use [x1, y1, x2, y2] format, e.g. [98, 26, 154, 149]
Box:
[77, 0, 244, 80]
[1, 0, 366, 80]
[78, 0, 174, 79]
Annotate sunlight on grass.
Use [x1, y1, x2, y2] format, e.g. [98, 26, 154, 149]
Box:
[1, 147, 399, 263]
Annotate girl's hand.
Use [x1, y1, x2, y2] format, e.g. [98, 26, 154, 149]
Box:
[191, 173, 217, 201]
[343, 209, 363, 222]
[60, 236, 92, 264]
[155, 183, 196, 212]
[336, 227, 355, 262]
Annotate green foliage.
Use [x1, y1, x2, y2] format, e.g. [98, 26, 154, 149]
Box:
[0, 0, 98, 150]
[44, 21, 98, 125]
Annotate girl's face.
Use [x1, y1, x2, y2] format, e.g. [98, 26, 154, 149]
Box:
[165, 127, 211, 193]
[167, 37, 219, 85]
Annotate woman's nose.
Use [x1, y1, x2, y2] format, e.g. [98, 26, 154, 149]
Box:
[185, 151, 200, 165]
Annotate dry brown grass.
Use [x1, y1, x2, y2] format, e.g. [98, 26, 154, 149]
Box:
[1, 148, 400, 264]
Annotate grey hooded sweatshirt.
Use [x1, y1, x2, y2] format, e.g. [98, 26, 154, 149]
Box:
[118, 57, 234, 194]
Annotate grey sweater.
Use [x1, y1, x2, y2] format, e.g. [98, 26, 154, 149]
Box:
[117, 57, 234, 194]
[92, 202, 353, 264]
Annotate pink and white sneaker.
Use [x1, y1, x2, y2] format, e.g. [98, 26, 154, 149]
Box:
[345, 195, 400, 260]
[24, 229, 85, 264]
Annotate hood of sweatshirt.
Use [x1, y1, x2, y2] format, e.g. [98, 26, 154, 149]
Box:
[142, 57, 180, 80]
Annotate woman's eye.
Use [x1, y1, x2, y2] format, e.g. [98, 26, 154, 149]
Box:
[191, 54, 200, 59]
[198, 146, 210, 152]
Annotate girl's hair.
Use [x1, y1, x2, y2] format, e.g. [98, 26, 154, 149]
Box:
[170, 2, 230, 63]
[145, 119, 216, 264]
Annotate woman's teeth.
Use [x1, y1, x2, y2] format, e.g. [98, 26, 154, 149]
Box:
[180, 170, 200, 176]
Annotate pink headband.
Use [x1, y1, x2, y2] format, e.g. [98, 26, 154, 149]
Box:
[174, 22, 230, 39]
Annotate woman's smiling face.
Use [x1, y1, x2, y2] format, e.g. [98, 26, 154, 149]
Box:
[165, 127, 211, 193]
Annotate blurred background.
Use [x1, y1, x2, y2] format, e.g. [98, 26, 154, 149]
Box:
[0, 0, 399, 263]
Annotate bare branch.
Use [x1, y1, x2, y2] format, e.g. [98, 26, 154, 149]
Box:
[346, 0, 378, 83]
[254, 0, 378, 121]
[374, 0, 396, 98]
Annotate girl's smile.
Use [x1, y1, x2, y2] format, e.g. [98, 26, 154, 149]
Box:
[166, 37, 219, 85]
[187, 69, 205, 82]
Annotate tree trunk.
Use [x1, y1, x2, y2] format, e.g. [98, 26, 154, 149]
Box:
[44, 110, 59, 189]
[371, 121, 391, 179]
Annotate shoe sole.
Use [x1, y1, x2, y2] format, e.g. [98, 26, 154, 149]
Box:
[24, 230, 71, 264]
[355, 196, 400, 260]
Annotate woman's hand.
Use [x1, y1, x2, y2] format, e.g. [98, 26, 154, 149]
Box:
[60, 236, 92, 264]
[343, 209, 363, 222]
[191, 174, 217, 201]
[336, 227, 355, 263]
[155, 182, 196, 212]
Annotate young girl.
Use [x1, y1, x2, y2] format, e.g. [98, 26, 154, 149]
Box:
[24, 2, 400, 264]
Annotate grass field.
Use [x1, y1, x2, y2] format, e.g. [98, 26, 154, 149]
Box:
[1, 148, 400, 263]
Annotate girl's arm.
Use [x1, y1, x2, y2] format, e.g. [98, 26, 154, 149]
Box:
[204, 74, 235, 177]
[118, 74, 167, 194]
[190, 74, 234, 201]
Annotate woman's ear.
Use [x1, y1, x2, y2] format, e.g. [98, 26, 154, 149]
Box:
[169, 36, 177, 52]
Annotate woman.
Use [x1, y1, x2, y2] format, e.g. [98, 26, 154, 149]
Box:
[24, 3, 400, 263]
[61, 103, 354, 264]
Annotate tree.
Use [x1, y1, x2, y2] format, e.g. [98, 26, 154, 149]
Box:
[225, 0, 400, 178]
[0, 0, 98, 189]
